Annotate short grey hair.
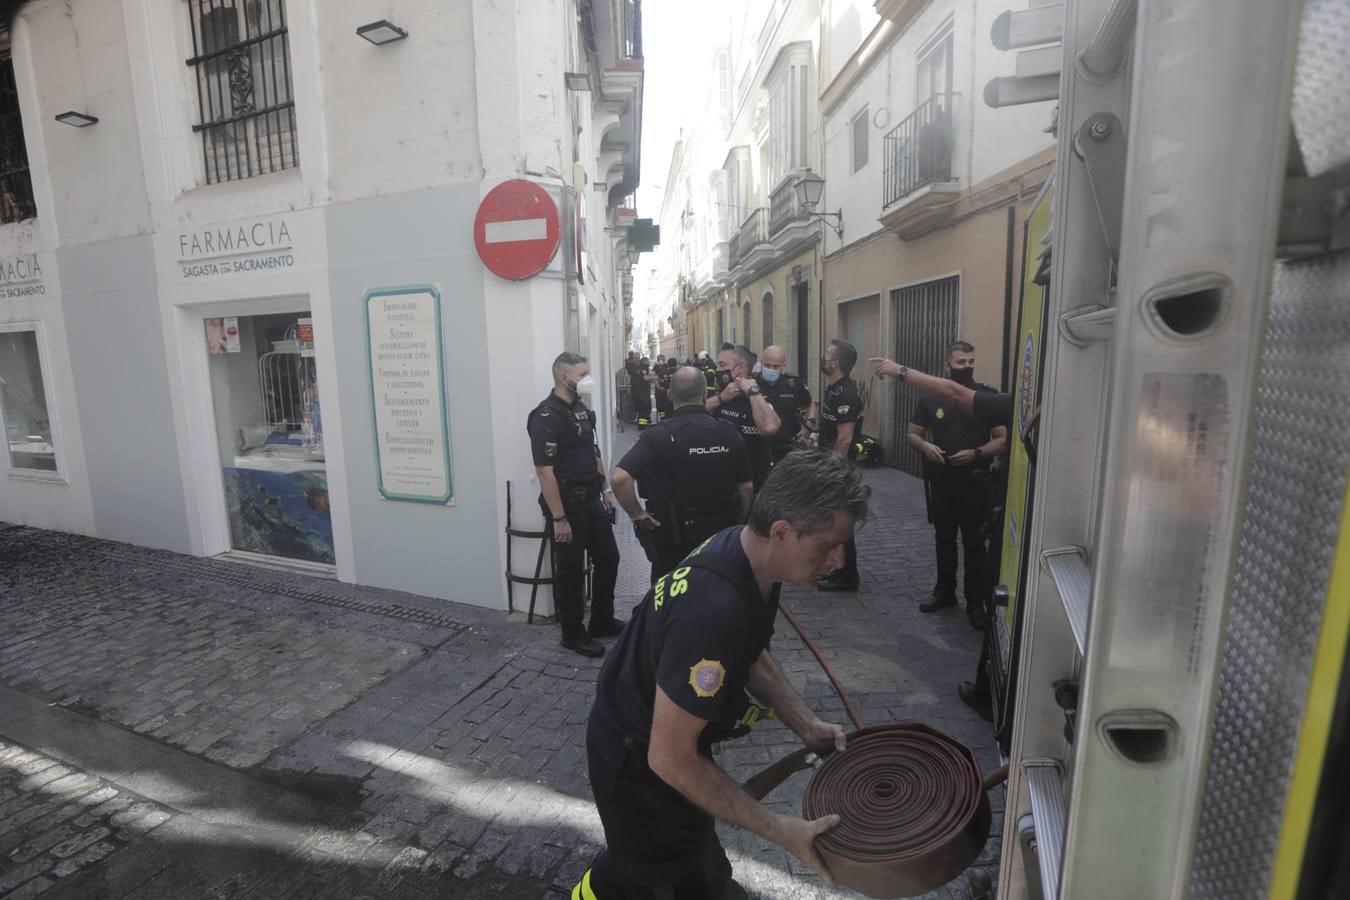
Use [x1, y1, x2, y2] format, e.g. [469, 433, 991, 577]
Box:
[670, 366, 706, 404]
[552, 351, 587, 381]
[748, 449, 870, 536]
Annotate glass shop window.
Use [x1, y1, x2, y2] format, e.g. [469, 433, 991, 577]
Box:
[0, 328, 57, 473]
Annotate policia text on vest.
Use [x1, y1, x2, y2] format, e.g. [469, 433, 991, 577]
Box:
[612, 366, 754, 585]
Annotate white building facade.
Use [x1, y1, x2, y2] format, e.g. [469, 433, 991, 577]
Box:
[0, 0, 644, 612]
[819, 0, 1056, 473]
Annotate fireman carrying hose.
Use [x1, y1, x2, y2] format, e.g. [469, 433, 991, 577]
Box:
[573, 450, 868, 899]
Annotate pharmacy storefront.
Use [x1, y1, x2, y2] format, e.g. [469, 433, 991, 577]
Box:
[3, 179, 615, 616]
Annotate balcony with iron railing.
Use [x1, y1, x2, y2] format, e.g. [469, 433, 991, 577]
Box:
[768, 175, 812, 236]
[729, 208, 769, 269]
[881, 93, 961, 238]
[883, 93, 958, 206]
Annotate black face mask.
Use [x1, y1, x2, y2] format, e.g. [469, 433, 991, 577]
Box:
[716, 370, 734, 388]
[950, 366, 975, 386]
[820, 357, 833, 376]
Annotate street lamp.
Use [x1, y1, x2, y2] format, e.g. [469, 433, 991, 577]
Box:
[793, 170, 843, 239]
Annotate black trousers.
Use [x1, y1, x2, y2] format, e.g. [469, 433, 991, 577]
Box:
[541, 497, 619, 639]
[642, 512, 739, 587]
[930, 472, 988, 602]
[840, 536, 858, 581]
[583, 716, 743, 899]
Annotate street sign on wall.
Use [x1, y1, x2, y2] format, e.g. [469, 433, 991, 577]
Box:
[473, 180, 562, 281]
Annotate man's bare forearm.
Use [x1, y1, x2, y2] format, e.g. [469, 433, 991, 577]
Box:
[611, 468, 643, 519]
[747, 652, 817, 739]
[649, 747, 786, 844]
[750, 396, 781, 436]
[535, 467, 565, 518]
[833, 423, 854, 458]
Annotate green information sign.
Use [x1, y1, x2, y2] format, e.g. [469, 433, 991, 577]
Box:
[364, 285, 453, 504]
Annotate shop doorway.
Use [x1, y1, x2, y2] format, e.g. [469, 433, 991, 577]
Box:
[204, 311, 334, 565]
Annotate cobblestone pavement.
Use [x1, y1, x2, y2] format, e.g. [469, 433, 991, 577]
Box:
[0, 428, 1000, 899]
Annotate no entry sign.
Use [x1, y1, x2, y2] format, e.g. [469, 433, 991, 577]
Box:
[473, 180, 561, 281]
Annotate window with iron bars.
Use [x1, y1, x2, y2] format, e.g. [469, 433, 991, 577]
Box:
[185, 0, 297, 185]
[0, 55, 36, 225]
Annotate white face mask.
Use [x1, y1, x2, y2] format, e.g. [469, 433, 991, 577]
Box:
[574, 374, 597, 397]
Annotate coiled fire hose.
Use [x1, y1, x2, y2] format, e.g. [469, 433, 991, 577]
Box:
[744, 603, 1009, 898]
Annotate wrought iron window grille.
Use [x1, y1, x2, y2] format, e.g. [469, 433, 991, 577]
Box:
[186, 0, 298, 185]
[0, 55, 36, 225]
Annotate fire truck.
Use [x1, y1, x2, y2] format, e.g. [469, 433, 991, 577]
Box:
[981, 1, 1349, 898]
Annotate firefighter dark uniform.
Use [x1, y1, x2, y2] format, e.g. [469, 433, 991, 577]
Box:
[818, 376, 863, 586]
[760, 373, 812, 466]
[911, 385, 998, 610]
[633, 370, 671, 430]
[699, 358, 718, 398]
[616, 406, 752, 584]
[580, 526, 778, 899]
[527, 392, 620, 641]
[712, 379, 772, 491]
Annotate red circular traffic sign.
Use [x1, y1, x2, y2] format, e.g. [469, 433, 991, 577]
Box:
[473, 179, 562, 281]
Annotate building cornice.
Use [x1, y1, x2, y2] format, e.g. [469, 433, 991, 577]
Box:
[821, 0, 926, 118]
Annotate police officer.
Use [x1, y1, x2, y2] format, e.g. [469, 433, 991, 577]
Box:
[706, 344, 780, 490]
[875, 353, 1012, 720]
[905, 341, 1007, 626]
[816, 339, 864, 592]
[611, 367, 754, 584]
[757, 344, 816, 466]
[577, 450, 869, 899]
[527, 352, 626, 658]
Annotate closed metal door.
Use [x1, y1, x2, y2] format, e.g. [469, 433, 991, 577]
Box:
[891, 275, 960, 476]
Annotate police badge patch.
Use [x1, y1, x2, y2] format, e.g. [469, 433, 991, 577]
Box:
[936, 408, 945, 420]
[689, 659, 726, 698]
[544, 442, 558, 457]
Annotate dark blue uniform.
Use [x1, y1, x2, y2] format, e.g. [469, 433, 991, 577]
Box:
[912, 385, 999, 606]
[617, 406, 752, 584]
[527, 392, 619, 640]
[819, 376, 863, 585]
[760, 373, 812, 465]
[584, 527, 778, 896]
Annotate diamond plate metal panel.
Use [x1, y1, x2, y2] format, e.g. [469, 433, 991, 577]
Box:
[1189, 253, 1350, 899]
[1291, 0, 1350, 176]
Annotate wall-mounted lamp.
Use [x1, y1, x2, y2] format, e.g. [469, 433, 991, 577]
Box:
[564, 72, 591, 92]
[794, 170, 844, 239]
[356, 20, 408, 45]
[54, 110, 98, 128]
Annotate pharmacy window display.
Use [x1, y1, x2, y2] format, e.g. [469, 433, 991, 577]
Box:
[0, 327, 58, 474]
[205, 312, 333, 564]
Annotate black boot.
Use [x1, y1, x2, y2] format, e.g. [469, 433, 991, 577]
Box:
[562, 633, 605, 658]
[920, 587, 957, 613]
[958, 681, 994, 722]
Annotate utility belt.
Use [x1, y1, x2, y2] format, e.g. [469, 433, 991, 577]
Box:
[558, 473, 605, 507]
[664, 503, 738, 546]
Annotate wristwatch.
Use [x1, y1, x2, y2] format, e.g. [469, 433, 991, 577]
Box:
[746, 382, 762, 396]
[897, 365, 909, 381]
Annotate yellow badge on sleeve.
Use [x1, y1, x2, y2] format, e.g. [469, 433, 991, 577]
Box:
[689, 659, 726, 698]
[936, 408, 945, 420]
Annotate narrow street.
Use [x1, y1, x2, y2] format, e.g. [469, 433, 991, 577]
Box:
[1, 426, 1000, 899]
